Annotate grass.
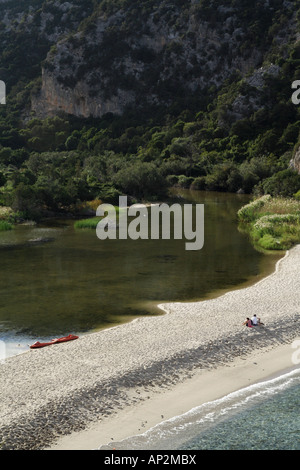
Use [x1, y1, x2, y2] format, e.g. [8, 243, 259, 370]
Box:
[238, 195, 300, 251]
[0, 220, 13, 231]
[237, 195, 272, 222]
[74, 205, 121, 230]
[74, 217, 103, 229]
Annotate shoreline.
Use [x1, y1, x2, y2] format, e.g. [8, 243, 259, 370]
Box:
[0, 245, 299, 450]
[49, 343, 299, 450]
[2, 247, 283, 361]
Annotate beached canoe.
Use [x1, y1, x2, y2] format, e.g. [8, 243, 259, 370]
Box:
[30, 334, 79, 349]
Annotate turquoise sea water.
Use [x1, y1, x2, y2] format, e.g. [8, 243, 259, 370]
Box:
[100, 368, 300, 451]
[180, 369, 300, 450]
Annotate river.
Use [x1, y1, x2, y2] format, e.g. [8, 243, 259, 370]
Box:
[0, 190, 282, 357]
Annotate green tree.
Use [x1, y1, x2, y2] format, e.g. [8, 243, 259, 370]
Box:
[113, 161, 168, 200]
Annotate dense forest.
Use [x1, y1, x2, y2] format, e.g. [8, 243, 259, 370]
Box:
[0, 0, 300, 221]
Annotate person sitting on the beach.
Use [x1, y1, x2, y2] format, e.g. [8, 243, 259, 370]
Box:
[251, 314, 264, 326]
[242, 318, 253, 328]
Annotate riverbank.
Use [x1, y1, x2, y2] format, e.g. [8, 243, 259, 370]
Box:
[237, 195, 300, 251]
[0, 245, 299, 450]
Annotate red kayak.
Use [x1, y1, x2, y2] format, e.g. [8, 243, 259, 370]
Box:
[30, 334, 79, 349]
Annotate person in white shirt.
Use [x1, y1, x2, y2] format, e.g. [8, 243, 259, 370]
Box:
[251, 314, 264, 326]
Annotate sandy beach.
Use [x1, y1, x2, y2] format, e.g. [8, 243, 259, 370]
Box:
[49, 344, 299, 450]
[0, 245, 299, 450]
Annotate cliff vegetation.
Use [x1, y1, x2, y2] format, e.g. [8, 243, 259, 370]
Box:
[0, 0, 300, 224]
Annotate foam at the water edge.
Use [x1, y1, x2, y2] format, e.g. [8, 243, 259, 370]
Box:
[97, 368, 300, 450]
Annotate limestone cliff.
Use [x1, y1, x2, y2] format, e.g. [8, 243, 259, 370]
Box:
[291, 146, 300, 173]
[32, 67, 135, 118]
[30, 0, 297, 119]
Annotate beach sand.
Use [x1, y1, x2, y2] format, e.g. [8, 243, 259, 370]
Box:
[49, 343, 298, 450]
[0, 246, 299, 450]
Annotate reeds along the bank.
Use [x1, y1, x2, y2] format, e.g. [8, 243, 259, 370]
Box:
[0, 220, 13, 231]
[74, 217, 102, 229]
[238, 196, 300, 251]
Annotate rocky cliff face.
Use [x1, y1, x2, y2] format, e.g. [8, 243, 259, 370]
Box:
[30, 0, 297, 119]
[291, 146, 300, 173]
[32, 67, 135, 118]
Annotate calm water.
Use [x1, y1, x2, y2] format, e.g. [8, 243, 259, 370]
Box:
[99, 368, 300, 450]
[0, 190, 281, 356]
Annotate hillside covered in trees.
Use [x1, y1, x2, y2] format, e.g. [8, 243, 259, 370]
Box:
[0, 0, 300, 220]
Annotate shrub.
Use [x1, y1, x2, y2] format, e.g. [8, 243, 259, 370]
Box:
[237, 195, 271, 222]
[190, 176, 206, 190]
[261, 169, 300, 197]
[166, 174, 179, 186]
[256, 233, 282, 250]
[98, 184, 122, 205]
[254, 213, 300, 232]
[238, 195, 300, 251]
[239, 156, 276, 193]
[0, 206, 13, 220]
[112, 161, 167, 200]
[205, 162, 242, 192]
[0, 220, 13, 231]
[294, 190, 300, 201]
[177, 175, 194, 188]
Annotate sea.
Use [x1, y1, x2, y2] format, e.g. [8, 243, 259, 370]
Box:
[99, 367, 300, 451]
